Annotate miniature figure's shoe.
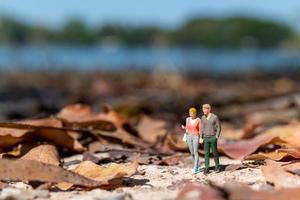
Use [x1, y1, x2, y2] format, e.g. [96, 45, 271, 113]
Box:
[192, 167, 200, 174]
[203, 169, 209, 175]
[191, 167, 195, 173]
[214, 166, 221, 173]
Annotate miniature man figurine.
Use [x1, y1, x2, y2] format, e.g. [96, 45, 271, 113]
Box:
[201, 104, 221, 175]
[181, 107, 201, 174]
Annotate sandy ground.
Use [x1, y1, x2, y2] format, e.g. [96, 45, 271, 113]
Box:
[0, 153, 269, 200]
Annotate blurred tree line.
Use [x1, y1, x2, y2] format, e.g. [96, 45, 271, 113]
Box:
[0, 16, 295, 48]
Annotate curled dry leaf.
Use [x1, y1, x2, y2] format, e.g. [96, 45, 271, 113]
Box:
[0, 118, 85, 152]
[244, 151, 289, 161]
[177, 181, 300, 200]
[218, 134, 285, 160]
[57, 159, 139, 190]
[56, 104, 148, 148]
[167, 134, 188, 151]
[176, 183, 225, 200]
[242, 109, 299, 139]
[263, 123, 300, 146]
[136, 115, 167, 143]
[20, 144, 60, 166]
[223, 181, 300, 200]
[56, 104, 124, 130]
[277, 147, 300, 159]
[0, 159, 103, 188]
[218, 123, 244, 140]
[261, 159, 300, 189]
[242, 123, 300, 161]
[91, 129, 149, 148]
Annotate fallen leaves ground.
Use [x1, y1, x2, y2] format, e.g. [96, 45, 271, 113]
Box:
[0, 71, 300, 199]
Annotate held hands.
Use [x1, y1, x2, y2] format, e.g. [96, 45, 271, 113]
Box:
[199, 137, 203, 144]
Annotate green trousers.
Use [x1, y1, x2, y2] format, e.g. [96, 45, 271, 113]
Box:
[203, 136, 220, 170]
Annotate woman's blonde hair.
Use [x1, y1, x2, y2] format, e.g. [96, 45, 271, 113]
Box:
[189, 107, 197, 114]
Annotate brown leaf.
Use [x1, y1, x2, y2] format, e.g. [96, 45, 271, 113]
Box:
[167, 134, 188, 151]
[261, 159, 300, 189]
[20, 144, 60, 166]
[0, 118, 85, 152]
[56, 104, 124, 130]
[242, 109, 298, 139]
[178, 181, 300, 200]
[264, 123, 300, 146]
[57, 159, 139, 190]
[153, 154, 183, 166]
[56, 104, 148, 148]
[224, 164, 247, 171]
[136, 115, 167, 143]
[218, 134, 285, 159]
[277, 147, 300, 159]
[92, 128, 149, 148]
[219, 123, 244, 140]
[176, 183, 225, 200]
[244, 151, 289, 161]
[223, 181, 300, 200]
[0, 159, 104, 187]
[243, 124, 300, 160]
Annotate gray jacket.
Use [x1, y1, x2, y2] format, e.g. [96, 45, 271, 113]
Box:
[201, 113, 221, 138]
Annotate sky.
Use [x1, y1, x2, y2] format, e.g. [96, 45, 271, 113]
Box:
[0, 0, 300, 29]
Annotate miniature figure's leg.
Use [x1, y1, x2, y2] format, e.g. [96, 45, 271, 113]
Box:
[212, 136, 220, 169]
[186, 134, 195, 166]
[204, 137, 211, 171]
[192, 135, 200, 169]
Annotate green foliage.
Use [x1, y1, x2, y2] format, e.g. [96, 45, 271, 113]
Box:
[58, 19, 96, 44]
[0, 16, 295, 48]
[171, 17, 293, 47]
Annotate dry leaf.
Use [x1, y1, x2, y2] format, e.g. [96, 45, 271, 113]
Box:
[218, 134, 285, 159]
[136, 115, 167, 143]
[20, 144, 60, 166]
[176, 183, 225, 200]
[0, 159, 104, 187]
[0, 118, 85, 152]
[242, 109, 298, 139]
[167, 134, 188, 151]
[57, 159, 139, 190]
[223, 181, 300, 200]
[261, 159, 300, 189]
[56, 104, 124, 130]
[263, 123, 300, 146]
[244, 151, 289, 161]
[176, 181, 300, 200]
[56, 104, 148, 148]
[91, 128, 149, 148]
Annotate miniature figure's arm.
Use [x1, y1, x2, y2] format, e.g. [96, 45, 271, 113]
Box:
[181, 118, 188, 130]
[198, 118, 202, 136]
[200, 117, 204, 138]
[215, 116, 221, 138]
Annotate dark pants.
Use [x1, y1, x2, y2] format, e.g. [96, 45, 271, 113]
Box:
[204, 136, 220, 170]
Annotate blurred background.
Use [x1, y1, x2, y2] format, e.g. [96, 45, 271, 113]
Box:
[0, 0, 299, 131]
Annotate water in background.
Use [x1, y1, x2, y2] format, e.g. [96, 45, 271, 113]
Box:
[0, 45, 300, 73]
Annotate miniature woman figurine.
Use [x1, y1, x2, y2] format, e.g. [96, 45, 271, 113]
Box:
[181, 107, 201, 174]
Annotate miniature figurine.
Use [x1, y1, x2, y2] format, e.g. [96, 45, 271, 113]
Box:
[201, 104, 221, 175]
[181, 107, 201, 174]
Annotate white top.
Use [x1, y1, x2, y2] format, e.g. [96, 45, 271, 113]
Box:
[205, 113, 212, 120]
